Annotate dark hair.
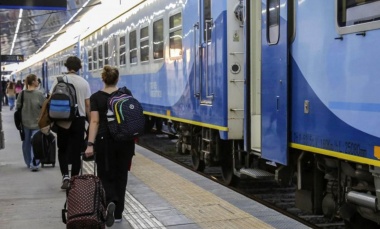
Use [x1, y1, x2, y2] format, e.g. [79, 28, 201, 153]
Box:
[26, 74, 37, 86]
[64, 56, 82, 72]
[101, 65, 119, 86]
[37, 78, 41, 84]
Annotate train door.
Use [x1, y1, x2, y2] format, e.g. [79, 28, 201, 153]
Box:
[194, 0, 214, 105]
[261, 0, 289, 165]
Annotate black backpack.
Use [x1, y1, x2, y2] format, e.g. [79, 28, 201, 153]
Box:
[49, 76, 78, 121]
[107, 87, 145, 141]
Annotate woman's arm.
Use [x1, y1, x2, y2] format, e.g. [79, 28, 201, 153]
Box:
[84, 110, 99, 158]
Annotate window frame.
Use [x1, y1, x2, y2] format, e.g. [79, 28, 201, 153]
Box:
[168, 10, 183, 60]
[129, 29, 138, 65]
[266, 0, 280, 45]
[140, 24, 150, 63]
[336, 0, 380, 34]
[153, 17, 164, 60]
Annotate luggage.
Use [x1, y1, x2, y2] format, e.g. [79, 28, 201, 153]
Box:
[62, 156, 107, 228]
[31, 130, 56, 167]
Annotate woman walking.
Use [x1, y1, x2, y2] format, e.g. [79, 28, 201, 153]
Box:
[84, 65, 135, 226]
[6, 81, 16, 110]
[16, 74, 45, 171]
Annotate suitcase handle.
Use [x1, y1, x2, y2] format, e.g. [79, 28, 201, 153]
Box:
[81, 152, 96, 176]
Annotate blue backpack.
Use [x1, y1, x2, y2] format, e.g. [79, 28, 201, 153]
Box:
[107, 87, 145, 141]
[49, 76, 78, 121]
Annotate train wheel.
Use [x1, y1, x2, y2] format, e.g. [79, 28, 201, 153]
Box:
[191, 135, 205, 172]
[144, 116, 155, 132]
[221, 141, 239, 186]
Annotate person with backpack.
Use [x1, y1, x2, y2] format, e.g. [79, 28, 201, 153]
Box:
[16, 74, 46, 171]
[49, 56, 91, 189]
[84, 65, 135, 225]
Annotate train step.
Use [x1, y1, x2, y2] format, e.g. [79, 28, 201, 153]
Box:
[240, 168, 274, 179]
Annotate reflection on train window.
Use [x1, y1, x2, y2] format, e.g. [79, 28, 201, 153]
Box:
[140, 26, 149, 62]
[129, 30, 138, 64]
[98, 44, 103, 69]
[204, 0, 212, 42]
[104, 42, 109, 65]
[93, 46, 98, 69]
[88, 49, 92, 71]
[337, 0, 380, 27]
[169, 13, 182, 58]
[267, 0, 279, 44]
[119, 36, 126, 65]
[153, 19, 164, 59]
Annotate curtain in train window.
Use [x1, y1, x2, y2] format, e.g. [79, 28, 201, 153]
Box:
[104, 42, 109, 65]
[88, 49, 92, 71]
[153, 19, 164, 59]
[93, 46, 98, 69]
[140, 26, 149, 62]
[98, 44, 103, 69]
[169, 13, 182, 58]
[267, 0, 279, 44]
[204, 0, 211, 42]
[337, 0, 380, 26]
[129, 30, 137, 64]
[119, 36, 126, 65]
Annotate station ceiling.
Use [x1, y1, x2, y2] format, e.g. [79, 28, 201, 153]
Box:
[0, 0, 100, 65]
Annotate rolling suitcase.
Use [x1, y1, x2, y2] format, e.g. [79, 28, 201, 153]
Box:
[62, 156, 107, 228]
[31, 130, 56, 167]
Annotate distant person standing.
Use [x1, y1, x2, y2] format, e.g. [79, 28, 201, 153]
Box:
[6, 81, 16, 110]
[16, 74, 45, 171]
[15, 80, 23, 99]
[49, 56, 91, 189]
[1, 77, 8, 106]
[37, 78, 46, 97]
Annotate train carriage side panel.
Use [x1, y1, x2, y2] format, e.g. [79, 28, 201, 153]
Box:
[290, 0, 380, 165]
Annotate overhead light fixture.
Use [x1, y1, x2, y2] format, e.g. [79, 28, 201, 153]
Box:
[10, 9, 23, 55]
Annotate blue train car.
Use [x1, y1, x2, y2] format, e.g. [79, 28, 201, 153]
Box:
[14, 0, 380, 226]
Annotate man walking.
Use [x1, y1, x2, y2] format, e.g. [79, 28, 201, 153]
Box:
[49, 56, 91, 189]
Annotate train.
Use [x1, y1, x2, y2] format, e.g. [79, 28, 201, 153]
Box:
[13, 0, 380, 227]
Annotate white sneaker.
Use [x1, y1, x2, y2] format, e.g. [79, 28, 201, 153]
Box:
[115, 218, 122, 223]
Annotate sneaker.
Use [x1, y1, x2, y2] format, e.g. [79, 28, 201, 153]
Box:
[61, 176, 70, 189]
[105, 202, 116, 227]
[114, 218, 122, 223]
[31, 167, 39, 172]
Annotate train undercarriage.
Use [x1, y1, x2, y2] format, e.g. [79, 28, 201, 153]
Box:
[145, 117, 380, 228]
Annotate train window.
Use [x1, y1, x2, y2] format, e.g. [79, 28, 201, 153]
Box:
[98, 44, 103, 69]
[104, 42, 109, 65]
[267, 0, 280, 44]
[140, 26, 149, 62]
[88, 49, 92, 71]
[337, 0, 380, 34]
[129, 30, 138, 64]
[153, 19, 164, 59]
[204, 0, 212, 41]
[119, 36, 126, 65]
[93, 46, 98, 69]
[169, 13, 183, 58]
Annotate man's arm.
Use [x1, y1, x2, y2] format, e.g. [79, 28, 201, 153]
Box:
[85, 98, 91, 122]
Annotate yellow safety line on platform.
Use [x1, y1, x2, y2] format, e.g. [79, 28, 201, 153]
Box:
[131, 152, 275, 229]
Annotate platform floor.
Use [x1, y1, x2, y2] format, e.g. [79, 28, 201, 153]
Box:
[0, 106, 310, 229]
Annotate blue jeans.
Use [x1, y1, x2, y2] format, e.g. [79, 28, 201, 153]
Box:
[8, 95, 15, 110]
[22, 127, 39, 168]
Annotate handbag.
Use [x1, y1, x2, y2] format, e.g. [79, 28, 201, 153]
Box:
[38, 98, 53, 134]
[14, 91, 24, 131]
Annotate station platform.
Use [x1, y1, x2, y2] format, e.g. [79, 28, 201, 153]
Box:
[0, 107, 310, 229]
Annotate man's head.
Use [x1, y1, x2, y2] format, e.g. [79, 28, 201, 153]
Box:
[64, 56, 82, 72]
